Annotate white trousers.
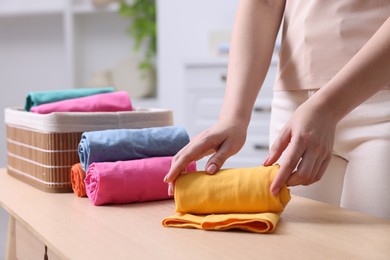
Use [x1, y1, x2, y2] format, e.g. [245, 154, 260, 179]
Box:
[269, 89, 390, 219]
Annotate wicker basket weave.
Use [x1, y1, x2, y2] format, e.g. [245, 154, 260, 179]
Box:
[5, 107, 174, 193]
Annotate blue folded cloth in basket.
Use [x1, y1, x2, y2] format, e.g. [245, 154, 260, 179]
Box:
[78, 126, 190, 171]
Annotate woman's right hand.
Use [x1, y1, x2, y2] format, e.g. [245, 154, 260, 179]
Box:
[163, 120, 247, 195]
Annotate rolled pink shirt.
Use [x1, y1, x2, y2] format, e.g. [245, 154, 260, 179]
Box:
[30, 91, 133, 114]
[85, 156, 197, 206]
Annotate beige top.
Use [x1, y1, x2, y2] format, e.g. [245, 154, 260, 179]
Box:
[274, 0, 390, 90]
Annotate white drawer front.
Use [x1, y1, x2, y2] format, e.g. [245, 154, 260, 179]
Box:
[247, 117, 271, 136]
[185, 65, 227, 90]
[192, 96, 223, 119]
[236, 135, 269, 157]
[187, 95, 273, 121]
[189, 118, 270, 139]
[185, 62, 277, 94]
[185, 95, 273, 140]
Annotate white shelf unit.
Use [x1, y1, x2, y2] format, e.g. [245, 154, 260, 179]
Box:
[0, 0, 157, 107]
[0, 1, 63, 17]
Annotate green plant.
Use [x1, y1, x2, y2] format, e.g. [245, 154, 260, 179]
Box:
[119, 0, 156, 74]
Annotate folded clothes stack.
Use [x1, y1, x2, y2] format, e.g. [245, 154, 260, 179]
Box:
[162, 164, 290, 233]
[76, 126, 195, 205]
[26, 87, 133, 114]
[30, 91, 133, 114]
[19, 87, 188, 202]
[78, 126, 190, 171]
[25, 87, 116, 111]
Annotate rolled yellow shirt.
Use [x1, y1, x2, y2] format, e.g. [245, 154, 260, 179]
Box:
[162, 164, 291, 233]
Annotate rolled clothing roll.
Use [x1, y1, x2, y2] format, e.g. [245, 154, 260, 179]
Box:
[85, 156, 197, 206]
[162, 165, 291, 233]
[25, 87, 115, 111]
[30, 91, 132, 114]
[78, 126, 190, 171]
[70, 163, 87, 197]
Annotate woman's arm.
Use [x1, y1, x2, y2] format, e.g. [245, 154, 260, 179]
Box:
[220, 0, 285, 128]
[266, 17, 390, 195]
[164, 0, 286, 185]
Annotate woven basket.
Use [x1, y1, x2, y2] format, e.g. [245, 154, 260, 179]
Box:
[5, 107, 173, 193]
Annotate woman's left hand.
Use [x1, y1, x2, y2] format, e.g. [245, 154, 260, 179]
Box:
[264, 97, 339, 196]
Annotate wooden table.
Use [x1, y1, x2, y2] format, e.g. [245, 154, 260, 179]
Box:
[0, 168, 389, 260]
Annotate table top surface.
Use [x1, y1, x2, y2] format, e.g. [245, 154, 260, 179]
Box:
[0, 168, 389, 260]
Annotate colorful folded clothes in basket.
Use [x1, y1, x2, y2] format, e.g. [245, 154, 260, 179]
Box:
[85, 156, 197, 206]
[78, 126, 190, 171]
[25, 87, 115, 111]
[30, 91, 133, 114]
[162, 165, 291, 233]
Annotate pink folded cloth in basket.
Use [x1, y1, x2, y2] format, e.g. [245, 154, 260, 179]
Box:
[30, 91, 133, 114]
[85, 156, 197, 206]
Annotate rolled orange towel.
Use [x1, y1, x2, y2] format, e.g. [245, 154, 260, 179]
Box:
[162, 164, 291, 233]
[70, 163, 87, 197]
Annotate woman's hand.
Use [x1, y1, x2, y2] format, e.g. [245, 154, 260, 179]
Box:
[265, 18, 390, 196]
[264, 97, 339, 196]
[164, 120, 247, 195]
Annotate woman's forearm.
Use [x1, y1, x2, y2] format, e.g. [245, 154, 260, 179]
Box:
[220, 0, 285, 126]
[312, 17, 390, 121]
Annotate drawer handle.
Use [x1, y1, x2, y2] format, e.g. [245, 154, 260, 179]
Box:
[221, 74, 227, 82]
[253, 106, 271, 113]
[254, 144, 269, 150]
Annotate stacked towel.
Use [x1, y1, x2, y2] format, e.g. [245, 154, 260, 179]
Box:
[30, 91, 132, 114]
[70, 163, 87, 197]
[25, 87, 115, 111]
[85, 156, 197, 206]
[162, 165, 290, 233]
[78, 126, 190, 171]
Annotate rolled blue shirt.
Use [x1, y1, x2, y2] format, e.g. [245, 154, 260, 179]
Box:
[78, 126, 190, 171]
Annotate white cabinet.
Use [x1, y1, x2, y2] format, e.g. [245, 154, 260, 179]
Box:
[0, 0, 118, 87]
[184, 56, 278, 169]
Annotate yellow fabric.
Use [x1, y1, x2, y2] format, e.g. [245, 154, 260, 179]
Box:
[162, 212, 281, 233]
[162, 165, 291, 233]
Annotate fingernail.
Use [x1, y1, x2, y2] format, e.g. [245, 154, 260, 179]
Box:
[163, 175, 168, 182]
[206, 164, 217, 174]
